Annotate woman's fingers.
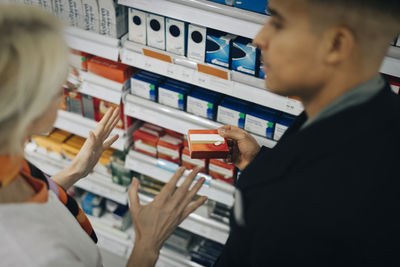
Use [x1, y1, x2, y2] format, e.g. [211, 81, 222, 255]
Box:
[103, 134, 119, 149]
[158, 167, 186, 201]
[171, 167, 202, 202]
[128, 178, 141, 212]
[176, 176, 206, 214]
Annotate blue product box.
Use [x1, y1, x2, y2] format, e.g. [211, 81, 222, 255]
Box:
[163, 78, 193, 90]
[130, 74, 163, 101]
[208, 0, 234, 5]
[158, 83, 192, 110]
[244, 104, 278, 139]
[217, 96, 250, 129]
[274, 113, 296, 141]
[206, 29, 236, 69]
[187, 87, 222, 120]
[136, 70, 163, 80]
[81, 192, 104, 217]
[231, 37, 259, 76]
[234, 0, 269, 14]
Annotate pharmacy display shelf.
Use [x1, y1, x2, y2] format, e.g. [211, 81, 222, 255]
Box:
[124, 94, 277, 149]
[88, 216, 202, 266]
[118, 0, 267, 40]
[121, 41, 303, 116]
[78, 71, 129, 105]
[381, 46, 400, 78]
[54, 110, 129, 151]
[64, 27, 121, 61]
[125, 150, 235, 207]
[24, 144, 129, 205]
[139, 192, 230, 244]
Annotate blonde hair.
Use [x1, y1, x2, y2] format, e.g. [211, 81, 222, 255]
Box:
[0, 4, 69, 156]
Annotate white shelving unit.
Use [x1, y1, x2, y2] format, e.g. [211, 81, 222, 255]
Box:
[124, 94, 277, 149]
[118, 0, 267, 39]
[125, 150, 235, 208]
[79, 71, 129, 105]
[24, 146, 230, 244]
[64, 27, 121, 61]
[54, 110, 130, 151]
[121, 41, 303, 116]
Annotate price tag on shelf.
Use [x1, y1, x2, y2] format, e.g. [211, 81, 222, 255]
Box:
[80, 82, 121, 104]
[285, 97, 303, 115]
[181, 67, 195, 83]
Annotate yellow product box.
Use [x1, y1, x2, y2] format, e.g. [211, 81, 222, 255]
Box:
[62, 135, 86, 160]
[33, 129, 72, 154]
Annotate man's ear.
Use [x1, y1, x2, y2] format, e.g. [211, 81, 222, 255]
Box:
[322, 26, 356, 65]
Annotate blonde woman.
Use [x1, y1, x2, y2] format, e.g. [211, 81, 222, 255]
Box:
[0, 4, 207, 267]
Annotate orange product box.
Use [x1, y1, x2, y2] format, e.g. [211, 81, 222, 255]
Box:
[142, 122, 165, 134]
[133, 127, 163, 158]
[61, 135, 86, 160]
[164, 128, 184, 140]
[181, 147, 207, 173]
[157, 135, 183, 164]
[88, 56, 134, 83]
[33, 129, 72, 154]
[209, 159, 236, 185]
[187, 129, 229, 159]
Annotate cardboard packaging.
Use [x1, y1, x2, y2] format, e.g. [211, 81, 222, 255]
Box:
[234, 0, 269, 14]
[206, 30, 236, 69]
[101, 203, 132, 230]
[53, 0, 71, 25]
[69, 50, 92, 71]
[130, 72, 163, 101]
[33, 129, 72, 154]
[245, 104, 278, 139]
[65, 90, 83, 115]
[188, 129, 229, 159]
[62, 135, 86, 160]
[133, 126, 164, 157]
[82, 0, 100, 33]
[158, 82, 192, 111]
[98, 0, 128, 38]
[146, 13, 165, 50]
[88, 56, 134, 83]
[68, 0, 84, 28]
[217, 96, 250, 129]
[187, 87, 222, 120]
[81, 192, 105, 217]
[94, 99, 127, 129]
[208, 158, 236, 184]
[128, 8, 147, 45]
[82, 94, 95, 119]
[157, 134, 183, 164]
[389, 77, 400, 95]
[274, 113, 296, 141]
[181, 147, 207, 173]
[166, 18, 187, 56]
[231, 37, 259, 76]
[110, 150, 132, 186]
[187, 24, 207, 62]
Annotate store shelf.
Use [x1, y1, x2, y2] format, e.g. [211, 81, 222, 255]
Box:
[54, 110, 129, 151]
[121, 41, 303, 116]
[118, 0, 267, 39]
[125, 150, 235, 207]
[79, 71, 128, 105]
[139, 192, 229, 244]
[381, 46, 400, 78]
[24, 144, 129, 205]
[124, 94, 277, 149]
[64, 27, 121, 61]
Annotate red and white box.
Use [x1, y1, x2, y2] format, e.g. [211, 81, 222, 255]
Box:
[133, 126, 163, 158]
[157, 135, 183, 164]
[389, 79, 400, 95]
[181, 147, 207, 173]
[209, 159, 236, 185]
[188, 129, 229, 159]
[88, 56, 135, 83]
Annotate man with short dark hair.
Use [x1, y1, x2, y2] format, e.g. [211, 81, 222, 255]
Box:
[216, 0, 400, 265]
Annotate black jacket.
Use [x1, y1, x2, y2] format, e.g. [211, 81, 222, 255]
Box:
[215, 83, 400, 266]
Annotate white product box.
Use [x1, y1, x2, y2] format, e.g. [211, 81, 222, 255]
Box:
[187, 24, 206, 62]
[146, 13, 165, 50]
[217, 106, 242, 127]
[68, 0, 84, 28]
[274, 123, 288, 141]
[128, 8, 147, 45]
[187, 96, 209, 118]
[53, 0, 71, 24]
[39, 0, 53, 13]
[98, 0, 128, 38]
[130, 76, 157, 101]
[166, 18, 186, 56]
[158, 87, 181, 109]
[82, 0, 99, 33]
[181, 154, 206, 168]
[244, 115, 273, 139]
